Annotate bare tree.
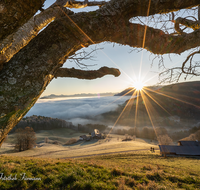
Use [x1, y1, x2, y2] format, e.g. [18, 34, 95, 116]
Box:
[0, 0, 200, 146]
[158, 134, 173, 145]
[15, 127, 36, 152]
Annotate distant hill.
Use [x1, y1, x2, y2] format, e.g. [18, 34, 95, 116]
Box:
[40, 92, 115, 99]
[101, 81, 200, 126]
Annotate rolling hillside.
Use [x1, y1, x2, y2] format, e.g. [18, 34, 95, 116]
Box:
[102, 81, 200, 126]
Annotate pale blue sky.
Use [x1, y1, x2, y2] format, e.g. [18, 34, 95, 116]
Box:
[41, 0, 200, 96]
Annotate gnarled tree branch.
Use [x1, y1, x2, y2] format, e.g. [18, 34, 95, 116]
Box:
[54, 67, 120, 79]
[1, 0, 200, 67]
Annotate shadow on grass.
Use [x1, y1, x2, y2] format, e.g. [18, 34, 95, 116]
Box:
[64, 139, 99, 147]
[0, 149, 16, 155]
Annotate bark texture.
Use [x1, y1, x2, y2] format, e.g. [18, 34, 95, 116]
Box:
[0, 0, 200, 146]
[0, 7, 73, 66]
[0, 0, 45, 41]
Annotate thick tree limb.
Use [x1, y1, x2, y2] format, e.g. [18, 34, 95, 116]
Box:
[69, 11, 200, 55]
[54, 67, 120, 79]
[0, 7, 73, 66]
[0, 0, 45, 41]
[98, 0, 200, 21]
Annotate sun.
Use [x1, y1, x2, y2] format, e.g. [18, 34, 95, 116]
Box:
[132, 81, 145, 91]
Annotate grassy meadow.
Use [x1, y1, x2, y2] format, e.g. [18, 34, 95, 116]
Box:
[1, 128, 200, 189]
[0, 128, 157, 158]
[0, 152, 200, 189]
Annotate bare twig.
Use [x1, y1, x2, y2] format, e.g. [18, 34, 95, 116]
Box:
[68, 46, 103, 69]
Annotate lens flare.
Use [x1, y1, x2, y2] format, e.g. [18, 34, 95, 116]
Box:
[133, 81, 145, 91]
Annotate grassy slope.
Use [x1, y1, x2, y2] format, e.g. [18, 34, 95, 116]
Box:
[103, 81, 200, 127]
[1, 137, 157, 158]
[0, 152, 200, 190]
[1, 129, 158, 158]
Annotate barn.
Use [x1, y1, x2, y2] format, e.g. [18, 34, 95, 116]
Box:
[159, 141, 200, 156]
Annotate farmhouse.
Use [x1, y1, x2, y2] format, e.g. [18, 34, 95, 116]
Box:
[159, 141, 200, 156]
[91, 129, 101, 139]
[79, 129, 102, 141]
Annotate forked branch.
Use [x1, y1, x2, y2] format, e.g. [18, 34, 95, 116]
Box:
[173, 17, 200, 32]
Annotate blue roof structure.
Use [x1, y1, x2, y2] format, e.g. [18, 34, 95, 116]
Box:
[159, 141, 200, 156]
[178, 141, 200, 146]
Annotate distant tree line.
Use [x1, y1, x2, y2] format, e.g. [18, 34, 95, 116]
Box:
[114, 127, 168, 140]
[10, 115, 73, 133]
[114, 124, 200, 142]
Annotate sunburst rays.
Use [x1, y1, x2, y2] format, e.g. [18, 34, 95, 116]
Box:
[106, 79, 200, 144]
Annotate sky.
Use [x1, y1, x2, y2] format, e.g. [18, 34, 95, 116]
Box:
[40, 0, 200, 97]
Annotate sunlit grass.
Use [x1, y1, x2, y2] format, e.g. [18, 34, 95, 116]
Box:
[0, 152, 200, 189]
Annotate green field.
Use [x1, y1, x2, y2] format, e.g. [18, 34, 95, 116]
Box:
[0, 152, 200, 189]
[1, 128, 199, 189]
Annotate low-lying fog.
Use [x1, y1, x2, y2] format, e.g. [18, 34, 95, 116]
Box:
[26, 96, 131, 126]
